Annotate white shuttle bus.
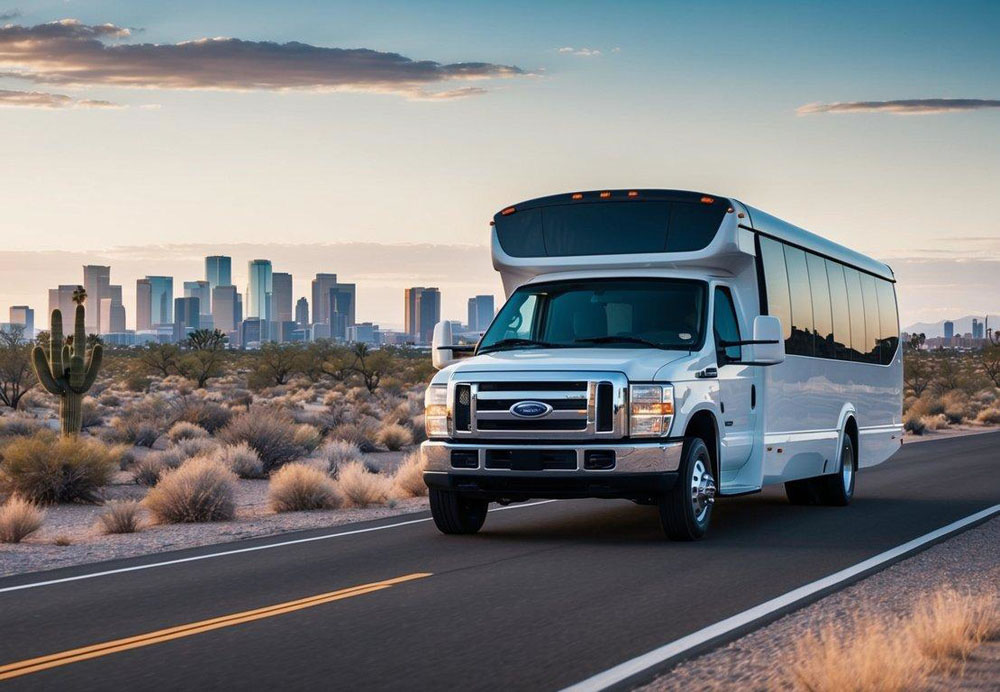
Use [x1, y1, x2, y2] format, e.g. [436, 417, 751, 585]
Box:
[422, 189, 902, 540]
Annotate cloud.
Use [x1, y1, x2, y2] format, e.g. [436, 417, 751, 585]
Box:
[0, 8, 20, 20]
[0, 19, 526, 99]
[557, 46, 602, 57]
[0, 88, 120, 108]
[408, 86, 488, 101]
[797, 99, 1000, 115]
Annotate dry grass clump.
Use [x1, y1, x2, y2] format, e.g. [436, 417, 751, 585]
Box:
[975, 407, 1000, 425]
[911, 589, 1000, 671]
[337, 461, 392, 508]
[292, 424, 324, 453]
[903, 409, 926, 435]
[216, 442, 265, 479]
[0, 414, 46, 438]
[268, 463, 341, 512]
[377, 422, 413, 451]
[97, 500, 145, 534]
[107, 413, 161, 447]
[172, 437, 220, 459]
[392, 452, 428, 498]
[144, 457, 237, 523]
[0, 495, 45, 543]
[218, 409, 303, 472]
[940, 390, 971, 424]
[330, 421, 378, 453]
[787, 588, 1000, 691]
[166, 421, 208, 443]
[132, 455, 168, 486]
[171, 399, 232, 433]
[80, 398, 105, 429]
[0, 432, 121, 504]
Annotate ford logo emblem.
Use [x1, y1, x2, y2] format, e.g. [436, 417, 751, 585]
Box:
[510, 401, 553, 418]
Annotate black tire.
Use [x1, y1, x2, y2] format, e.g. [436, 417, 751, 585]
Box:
[659, 438, 716, 541]
[429, 488, 489, 535]
[784, 433, 856, 506]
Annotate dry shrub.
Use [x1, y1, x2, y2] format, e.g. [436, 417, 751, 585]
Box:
[923, 414, 949, 431]
[337, 461, 392, 508]
[903, 409, 926, 435]
[171, 399, 232, 433]
[911, 589, 1000, 670]
[975, 407, 1000, 425]
[0, 495, 45, 543]
[218, 409, 303, 472]
[0, 432, 121, 503]
[377, 422, 413, 451]
[166, 421, 208, 443]
[410, 415, 427, 444]
[392, 452, 427, 498]
[97, 500, 144, 534]
[53, 534, 72, 546]
[173, 437, 220, 459]
[107, 413, 161, 447]
[314, 440, 362, 476]
[99, 392, 122, 407]
[144, 457, 237, 523]
[217, 442, 265, 479]
[133, 455, 168, 486]
[268, 463, 341, 512]
[940, 390, 971, 424]
[80, 397, 105, 429]
[0, 415, 45, 438]
[330, 421, 378, 453]
[292, 424, 323, 453]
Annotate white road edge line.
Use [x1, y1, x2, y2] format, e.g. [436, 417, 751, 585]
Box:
[0, 500, 557, 595]
[563, 502, 1000, 692]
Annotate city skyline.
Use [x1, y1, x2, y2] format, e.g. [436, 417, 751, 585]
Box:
[0, 2, 997, 328]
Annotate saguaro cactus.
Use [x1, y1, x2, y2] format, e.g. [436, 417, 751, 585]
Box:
[31, 286, 103, 435]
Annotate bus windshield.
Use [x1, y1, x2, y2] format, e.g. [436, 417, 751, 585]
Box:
[478, 278, 706, 354]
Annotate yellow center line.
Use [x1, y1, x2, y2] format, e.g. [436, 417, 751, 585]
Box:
[0, 572, 431, 681]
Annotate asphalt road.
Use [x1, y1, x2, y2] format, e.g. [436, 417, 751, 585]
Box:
[1, 432, 998, 691]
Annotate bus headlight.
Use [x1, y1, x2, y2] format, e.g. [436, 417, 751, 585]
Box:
[629, 384, 674, 437]
[424, 385, 449, 438]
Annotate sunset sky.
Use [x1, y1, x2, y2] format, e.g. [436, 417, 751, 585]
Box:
[2, 0, 999, 330]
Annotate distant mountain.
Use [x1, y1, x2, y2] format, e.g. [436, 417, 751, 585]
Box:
[903, 315, 994, 339]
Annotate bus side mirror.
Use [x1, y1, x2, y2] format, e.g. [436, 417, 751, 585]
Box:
[432, 321, 456, 370]
[748, 315, 785, 365]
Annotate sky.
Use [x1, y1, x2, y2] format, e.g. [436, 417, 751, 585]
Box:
[1, 0, 999, 330]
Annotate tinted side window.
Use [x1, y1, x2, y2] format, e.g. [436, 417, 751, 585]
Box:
[826, 260, 852, 361]
[758, 237, 792, 342]
[807, 253, 834, 358]
[844, 267, 867, 361]
[713, 287, 742, 362]
[859, 273, 881, 364]
[783, 246, 814, 356]
[876, 279, 899, 364]
[667, 203, 726, 252]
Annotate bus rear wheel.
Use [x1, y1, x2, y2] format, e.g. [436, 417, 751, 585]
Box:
[785, 434, 856, 506]
[659, 438, 716, 541]
[429, 488, 489, 534]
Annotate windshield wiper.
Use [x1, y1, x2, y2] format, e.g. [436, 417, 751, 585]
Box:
[479, 338, 559, 354]
[575, 335, 670, 349]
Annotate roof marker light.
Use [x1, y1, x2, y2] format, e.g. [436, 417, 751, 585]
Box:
[628, 191, 639, 197]
[727, 207, 734, 213]
[700, 196, 715, 204]
[599, 191, 612, 198]
[571, 193, 583, 200]
[501, 206, 516, 216]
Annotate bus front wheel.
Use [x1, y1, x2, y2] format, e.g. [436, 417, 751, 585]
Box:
[429, 488, 489, 535]
[659, 438, 716, 541]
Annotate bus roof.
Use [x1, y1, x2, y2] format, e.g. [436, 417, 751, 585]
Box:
[491, 189, 894, 282]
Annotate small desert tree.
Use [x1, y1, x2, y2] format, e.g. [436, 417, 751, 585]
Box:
[178, 329, 228, 388]
[350, 343, 391, 394]
[981, 344, 1000, 388]
[251, 343, 301, 388]
[0, 326, 36, 410]
[137, 343, 181, 378]
[903, 354, 934, 397]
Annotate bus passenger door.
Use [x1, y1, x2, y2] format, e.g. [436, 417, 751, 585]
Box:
[712, 286, 756, 474]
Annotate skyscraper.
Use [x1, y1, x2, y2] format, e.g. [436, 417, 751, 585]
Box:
[272, 272, 293, 323]
[212, 285, 238, 333]
[184, 281, 212, 319]
[329, 283, 356, 330]
[467, 295, 495, 332]
[146, 276, 174, 326]
[48, 285, 77, 334]
[311, 273, 337, 325]
[246, 260, 272, 340]
[174, 297, 200, 341]
[405, 287, 441, 344]
[83, 265, 111, 333]
[100, 284, 126, 334]
[9, 306, 34, 339]
[944, 321, 955, 339]
[136, 279, 152, 331]
[295, 297, 309, 327]
[205, 256, 232, 292]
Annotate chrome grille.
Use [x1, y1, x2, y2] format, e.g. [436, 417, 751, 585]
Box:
[449, 372, 627, 440]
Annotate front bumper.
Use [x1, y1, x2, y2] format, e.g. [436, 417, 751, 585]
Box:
[421, 439, 684, 501]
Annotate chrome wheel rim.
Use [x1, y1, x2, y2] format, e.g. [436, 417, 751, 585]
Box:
[842, 443, 854, 494]
[690, 457, 716, 523]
